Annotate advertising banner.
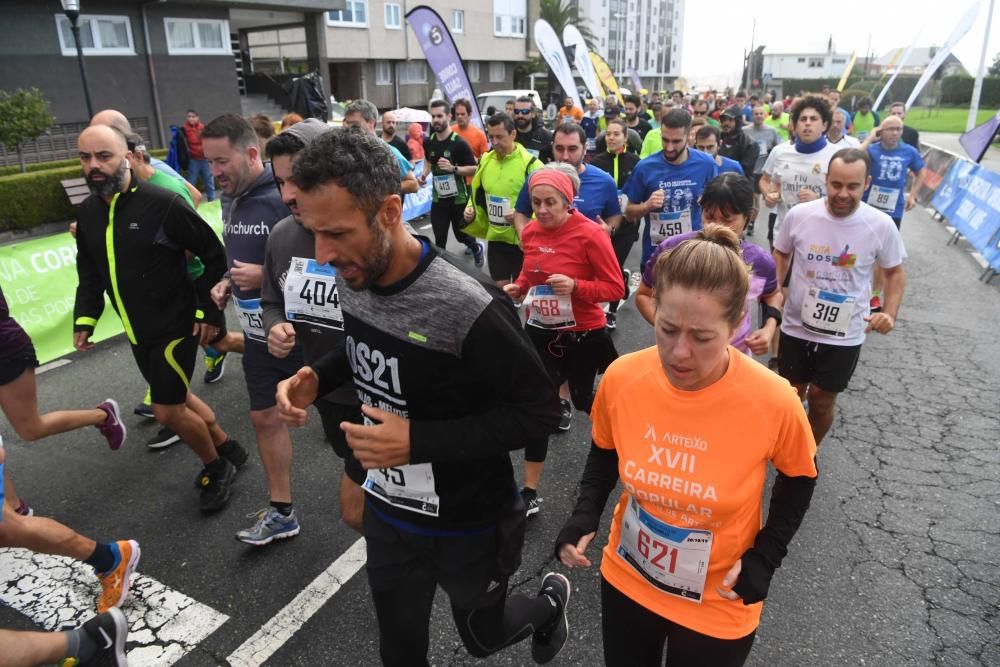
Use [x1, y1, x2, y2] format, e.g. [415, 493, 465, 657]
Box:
[563, 25, 603, 101]
[590, 52, 623, 105]
[535, 19, 581, 110]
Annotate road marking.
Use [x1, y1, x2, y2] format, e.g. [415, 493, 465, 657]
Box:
[36, 359, 71, 375]
[226, 537, 367, 665]
[0, 548, 229, 666]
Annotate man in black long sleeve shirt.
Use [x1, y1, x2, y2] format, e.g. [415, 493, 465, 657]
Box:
[275, 127, 571, 666]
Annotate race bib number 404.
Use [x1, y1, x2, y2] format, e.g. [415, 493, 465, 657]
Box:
[649, 209, 692, 244]
[284, 257, 343, 331]
[234, 297, 266, 342]
[526, 284, 576, 329]
[617, 495, 712, 603]
[801, 287, 855, 337]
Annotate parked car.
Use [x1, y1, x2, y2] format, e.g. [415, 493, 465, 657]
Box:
[475, 89, 543, 122]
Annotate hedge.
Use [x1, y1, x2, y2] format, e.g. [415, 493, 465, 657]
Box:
[0, 165, 81, 233]
[941, 77, 1000, 106]
[0, 148, 168, 177]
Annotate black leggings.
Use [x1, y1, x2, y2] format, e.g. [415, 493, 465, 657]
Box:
[430, 199, 475, 250]
[609, 221, 639, 314]
[601, 577, 756, 667]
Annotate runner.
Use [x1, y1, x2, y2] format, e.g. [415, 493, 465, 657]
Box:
[763, 101, 790, 142]
[558, 96, 583, 125]
[742, 104, 780, 236]
[513, 97, 553, 161]
[418, 99, 485, 265]
[774, 148, 906, 447]
[623, 94, 654, 141]
[464, 113, 542, 288]
[260, 118, 366, 535]
[343, 100, 420, 194]
[504, 164, 623, 515]
[201, 113, 305, 533]
[634, 173, 782, 357]
[860, 116, 925, 310]
[1, 603, 128, 666]
[380, 111, 411, 161]
[276, 127, 571, 665]
[74, 123, 245, 513]
[450, 98, 490, 161]
[887, 102, 920, 149]
[590, 119, 642, 329]
[827, 111, 860, 147]
[718, 106, 759, 178]
[828, 89, 852, 132]
[693, 126, 745, 175]
[581, 98, 603, 156]
[556, 224, 818, 666]
[622, 109, 719, 269]
[850, 97, 879, 141]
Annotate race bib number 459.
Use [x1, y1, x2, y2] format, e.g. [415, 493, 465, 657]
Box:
[649, 209, 692, 244]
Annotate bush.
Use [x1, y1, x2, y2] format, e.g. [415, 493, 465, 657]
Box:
[941, 76, 1000, 106]
[0, 148, 167, 177]
[0, 165, 82, 232]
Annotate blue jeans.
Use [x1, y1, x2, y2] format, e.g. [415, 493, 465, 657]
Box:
[186, 159, 215, 201]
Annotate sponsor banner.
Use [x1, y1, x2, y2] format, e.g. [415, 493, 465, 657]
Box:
[932, 160, 1000, 270]
[563, 25, 603, 101]
[590, 52, 624, 105]
[915, 146, 959, 206]
[535, 19, 581, 110]
[906, 2, 981, 109]
[402, 160, 432, 220]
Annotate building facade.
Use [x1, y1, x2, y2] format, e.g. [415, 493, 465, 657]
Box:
[761, 52, 854, 80]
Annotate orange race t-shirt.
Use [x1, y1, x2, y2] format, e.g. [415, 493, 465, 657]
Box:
[451, 123, 489, 161]
[593, 346, 817, 639]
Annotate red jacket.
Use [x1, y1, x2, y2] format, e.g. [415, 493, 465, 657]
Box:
[515, 210, 624, 331]
[182, 121, 205, 160]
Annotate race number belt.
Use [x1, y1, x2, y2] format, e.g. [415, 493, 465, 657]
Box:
[867, 185, 900, 213]
[364, 464, 440, 517]
[801, 287, 855, 337]
[234, 296, 266, 342]
[284, 257, 343, 331]
[486, 194, 512, 227]
[617, 495, 713, 603]
[434, 174, 459, 197]
[526, 285, 576, 329]
[649, 209, 692, 244]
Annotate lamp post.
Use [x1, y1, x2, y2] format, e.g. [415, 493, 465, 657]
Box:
[61, 0, 94, 118]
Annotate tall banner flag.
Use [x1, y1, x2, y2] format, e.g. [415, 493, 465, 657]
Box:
[905, 2, 981, 109]
[874, 37, 920, 111]
[959, 109, 1000, 163]
[563, 25, 603, 101]
[836, 52, 857, 92]
[626, 68, 644, 93]
[590, 52, 624, 105]
[406, 6, 483, 130]
[534, 19, 581, 110]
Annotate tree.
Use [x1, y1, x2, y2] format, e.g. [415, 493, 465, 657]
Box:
[0, 88, 54, 173]
[989, 52, 1000, 77]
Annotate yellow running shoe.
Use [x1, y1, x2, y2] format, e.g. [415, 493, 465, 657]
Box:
[97, 540, 141, 613]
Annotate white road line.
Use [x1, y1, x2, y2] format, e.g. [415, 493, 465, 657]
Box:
[36, 359, 71, 375]
[226, 537, 367, 666]
[0, 548, 229, 666]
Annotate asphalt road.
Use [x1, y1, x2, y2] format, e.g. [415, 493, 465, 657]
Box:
[1, 203, 998, 666]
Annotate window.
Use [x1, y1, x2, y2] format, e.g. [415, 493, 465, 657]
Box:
[797, 57, 806, 63]
[493, 0, 526, 37]
[246, 27, 307, 74]
[808, 57, 824, 68]
[452, 10, 464, 32]
[510, 16, 525, 36]
[56, 14, 134, 56]
[489, 62, 505, 82]
[399, 61, 427, 84]
[384, 3, 401, 29]
[328, 0, 368, 27]
[468, 61, 480, 82]
[832, 58, 846, 64]
[164, 18, 229, 55]
[376, 60, 393, 85]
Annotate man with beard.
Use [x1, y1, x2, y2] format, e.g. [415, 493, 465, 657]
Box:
[202, 114, 304, 538]
[380, 111, 411, 161]
[418, 99, 485, 265]
[693, 125, 746, 175]
[765, 100, 791, 142]
[513, 96, 553, 162]
[73, 124, 244, 513]
[718, 105, 759, 178]
[774, 149, 905, 447]
[275, 127, 570, 666]
[344, 100, 420, 194]
[743, 103, 781, 235]
[622, 94, 653, 140]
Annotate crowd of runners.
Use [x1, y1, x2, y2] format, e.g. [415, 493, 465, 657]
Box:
[0, 85, 918, 665]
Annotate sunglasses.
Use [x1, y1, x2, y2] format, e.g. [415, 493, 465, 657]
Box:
[513, 109, 532, 115]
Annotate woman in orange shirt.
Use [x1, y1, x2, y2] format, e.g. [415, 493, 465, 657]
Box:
[556, 224, 818, 666]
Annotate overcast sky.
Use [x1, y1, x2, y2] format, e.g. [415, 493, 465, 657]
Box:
[680, 0, 1000, 89]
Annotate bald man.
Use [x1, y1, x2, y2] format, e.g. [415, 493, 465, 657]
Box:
[73, 124, 247, 513]
[90, 109, 202, 206]
[380, 110, 411, 161]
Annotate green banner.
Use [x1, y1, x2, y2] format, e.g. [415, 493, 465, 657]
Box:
[0, 200, 223, 364]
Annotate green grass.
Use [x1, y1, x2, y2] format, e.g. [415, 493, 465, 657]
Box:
[904, 107, 995, 133]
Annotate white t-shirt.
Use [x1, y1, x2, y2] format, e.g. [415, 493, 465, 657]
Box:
[829, 134, 860, 147]
[775, 199, 907, 346]
[762, 142, 843, 225]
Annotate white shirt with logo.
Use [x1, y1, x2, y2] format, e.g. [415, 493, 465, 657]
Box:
[762, 142, 843, 226]
[775, 199, 907, 346]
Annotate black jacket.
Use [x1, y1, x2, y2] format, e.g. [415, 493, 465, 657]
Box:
[720, 105, 760, 177]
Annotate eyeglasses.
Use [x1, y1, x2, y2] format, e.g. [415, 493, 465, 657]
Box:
[513, 109, 532, 115]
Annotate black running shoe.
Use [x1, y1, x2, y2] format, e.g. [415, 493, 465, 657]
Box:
[198, 459, 236, 514]
[75, 607, 128, 666]
[195, 439, 248, 488]
[558, 399, 572, 432]
[521, 487, 541, 517]
[605, 312, 617, 330]
[145, 427, 180, 450]
[531, 572, 571, 664]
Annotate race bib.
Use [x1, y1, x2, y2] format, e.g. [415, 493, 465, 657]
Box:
[618, 193, 629, 214]
[587, 137, 597, 151]
[526, 148, 541, 158]
[867, 185, 900, 213]
[801, 287, 855, 337]
[234, 297, 266, 342]
[649, 209, 692, 244]
[364, 463, 439, 517]
[284, 257, 343, 331]
[486, 194, 511, 227]
[433, 174, 458, 197]
[617, 495, 713, 603]
[525, 284, 576, 329]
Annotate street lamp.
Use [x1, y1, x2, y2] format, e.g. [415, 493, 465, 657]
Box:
[61, 0, 95, 118]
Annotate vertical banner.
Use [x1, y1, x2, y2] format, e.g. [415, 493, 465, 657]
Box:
[406, 6, 483, 130]
[626, 67, 644, 93]
[563, 25, 603, 101]
[959, 110, 1000, 163]
[534, 19, 581, 110]
[906, 2, 981, 109]
[590, 52, 624, 105]
[874, 37, 920, 111]
[836, 52, 857, 92]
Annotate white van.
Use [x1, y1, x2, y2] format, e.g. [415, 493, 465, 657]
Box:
[475, 89, 543, 119]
